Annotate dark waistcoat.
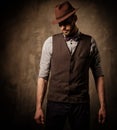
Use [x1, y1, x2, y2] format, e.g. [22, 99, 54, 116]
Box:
[47, 33, 92, 103]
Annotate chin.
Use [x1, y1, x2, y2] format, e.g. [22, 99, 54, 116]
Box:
[63, 32, 70, 36]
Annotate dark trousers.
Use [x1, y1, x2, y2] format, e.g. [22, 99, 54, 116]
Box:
[45, 101, 90, 130]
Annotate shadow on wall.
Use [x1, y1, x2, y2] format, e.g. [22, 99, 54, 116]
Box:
[0, 79, 39, 130]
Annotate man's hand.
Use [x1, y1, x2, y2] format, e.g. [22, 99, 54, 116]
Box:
[34, 108, 45, 124]
[98, 106, 106, 124]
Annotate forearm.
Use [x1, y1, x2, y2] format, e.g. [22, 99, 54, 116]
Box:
[36, 77, 48, 110]
[96, 76, 106, 108]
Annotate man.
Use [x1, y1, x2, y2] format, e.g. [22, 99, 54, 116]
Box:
[34, 1, 106, 130]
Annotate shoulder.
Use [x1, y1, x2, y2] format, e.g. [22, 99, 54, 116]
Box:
[44, 36, 53, 43]
[42, 36, 53, 51]
[79, 32, 92, 39]
[43, 36, 53, 46]
[80, 32, 97, 44]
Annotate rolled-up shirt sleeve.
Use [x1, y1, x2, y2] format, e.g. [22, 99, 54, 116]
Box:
[38, 36, 52, 80]
[90, 37, 104, 79]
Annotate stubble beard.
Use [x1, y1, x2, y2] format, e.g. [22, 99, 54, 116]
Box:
[62, 30, 70, 36]
[63, 24, 77, 37]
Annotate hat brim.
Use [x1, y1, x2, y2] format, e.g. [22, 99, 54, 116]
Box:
[52, 8, 79, 24]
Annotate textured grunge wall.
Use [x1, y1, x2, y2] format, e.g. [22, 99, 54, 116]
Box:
[0, 0, 116, 130]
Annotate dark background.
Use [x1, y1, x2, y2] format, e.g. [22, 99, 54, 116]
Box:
[0, 0, 117, 130]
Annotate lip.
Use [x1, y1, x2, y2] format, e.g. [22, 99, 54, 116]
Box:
[63, 31, 68, 34]
[63, 30, 69, 32]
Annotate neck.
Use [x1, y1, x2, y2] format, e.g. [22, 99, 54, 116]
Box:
[67, 25, 78, 37]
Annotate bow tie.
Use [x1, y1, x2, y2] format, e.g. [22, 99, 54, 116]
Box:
[65, 34, 80, 42]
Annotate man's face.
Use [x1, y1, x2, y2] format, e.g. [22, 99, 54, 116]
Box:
[58, 16, 75, 36]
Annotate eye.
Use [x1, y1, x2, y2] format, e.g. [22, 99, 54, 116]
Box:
[59, 21, 66, 26]
[58, 22, 63, 27]
[59, 21, 71, 27]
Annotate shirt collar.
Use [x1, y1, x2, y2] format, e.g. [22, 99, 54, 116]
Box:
[63, 29, 81, 42]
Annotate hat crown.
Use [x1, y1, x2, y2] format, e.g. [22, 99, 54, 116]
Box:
[52, 1, 78, 24]
[55, 1, 75, 20]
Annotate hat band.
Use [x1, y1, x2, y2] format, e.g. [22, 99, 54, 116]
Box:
[56, 9, 75, 20]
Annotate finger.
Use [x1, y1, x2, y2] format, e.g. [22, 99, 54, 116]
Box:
[34, 116, 42, 124]
[101, 116, 106, 124]
[98, 115, 106, 124]
[41, 116, 45, 124]
[98, 115, 103, 124]
[35, 119, 41, 124]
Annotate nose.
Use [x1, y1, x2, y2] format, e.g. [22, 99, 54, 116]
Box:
[60, 25, 66, 30]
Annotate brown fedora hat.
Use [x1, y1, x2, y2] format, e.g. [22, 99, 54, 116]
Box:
[52, 1, 78, 24]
